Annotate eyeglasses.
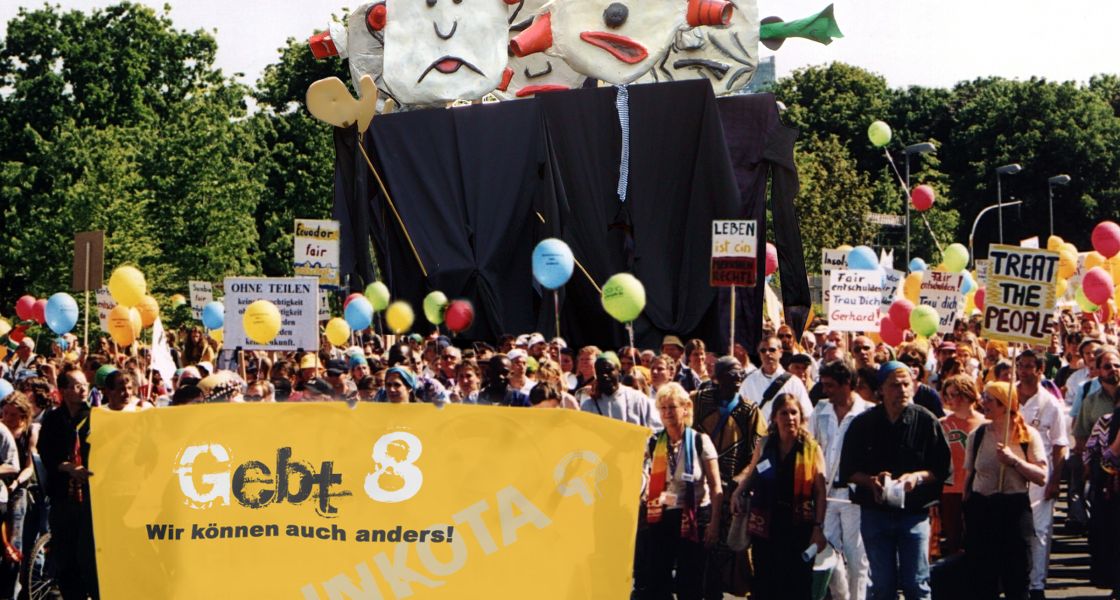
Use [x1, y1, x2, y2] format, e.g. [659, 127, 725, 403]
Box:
[759, 347, 780, 354]
[441, 354, 458, 360]
[244, 394, 263, 402]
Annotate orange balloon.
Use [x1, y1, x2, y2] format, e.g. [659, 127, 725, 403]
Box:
[108, 305, 136, 346]
[136, 295, 160, 328]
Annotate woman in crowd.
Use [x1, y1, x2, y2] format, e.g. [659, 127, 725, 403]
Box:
[104, 370, 151, 411]
[1084, 401, 1120, 598]
[384, 367, 416, 404]
[734, 393, 826, 600]
[963, 382, 1047, 600]
[451, 362, 481, 404]
[638, 382, 721, 600]
[1, 391, 36, 587]
[535, 360, 578, 409]
[938, 374, 985, 555]
[676, 339, 709, 392]
[180, 327, 206, 367]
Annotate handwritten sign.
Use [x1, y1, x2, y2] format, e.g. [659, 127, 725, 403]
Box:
[189, 280, 213, 320]
[294, 219, 341, 288]
[821, 249, 848, 315]
[710, 220, 757, 287]
[918, 271, 964, 334]
[828, 270, 883, 332]
[981, 245, 1059, 344]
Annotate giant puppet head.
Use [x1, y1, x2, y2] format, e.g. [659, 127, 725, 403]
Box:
[309, 4, 395, 108]
[495, 0, 587, 99]
[642, 0, 759, 94]
[510, 0, 733, 85]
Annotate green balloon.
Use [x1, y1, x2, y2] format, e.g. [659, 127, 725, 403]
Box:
[942, 243, 970, 273]
[909, 305, 940, 338]
[364, 281, 391, 311]
[423, 291, 448, 325]
[868, 120, 892, 148]
[1076, 286, 1100, 313]
[601, 273, 646, 323]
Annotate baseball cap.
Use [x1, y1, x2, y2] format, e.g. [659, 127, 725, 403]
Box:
[812, 325, 830, 335]
[527, 333, 546, 347]
[326, 359, 348, 376]
[515, 334, 531, 347]
[508, 349, 528, 361]
[938, 342, 957, 353]
[661, 335, 684, 349]
[407, 333, 424, 344]
[19, 338, 34, 350]
[299, 354, 321, 370]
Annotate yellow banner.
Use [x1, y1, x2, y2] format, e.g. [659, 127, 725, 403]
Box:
[89, 403, 649, 599]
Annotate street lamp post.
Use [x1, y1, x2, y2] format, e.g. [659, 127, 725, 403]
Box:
[970, 200, 1023, 266]
[995, 164, 1023, 244]
[1047, 174, 1071, 238]
[903, 142, 936, 267]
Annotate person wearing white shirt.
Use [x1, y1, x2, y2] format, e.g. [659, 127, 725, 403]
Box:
[810, 360, 872, 600]
[1016, 350, 1070, 598]
[740, 335, 812, 425]
[580, 357, 661, 432]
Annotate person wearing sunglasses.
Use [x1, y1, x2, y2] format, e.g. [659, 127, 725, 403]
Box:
[740, 335, 812, 427]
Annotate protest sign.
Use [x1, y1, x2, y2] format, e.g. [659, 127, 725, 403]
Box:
[821, 249, 848, 314]
[975, 260, 990, 286]
[95, 287, 113, 332]
[319, 289, 331, 322]
[710, 220, 757, 287]
[223, 277, 319, 351]
[918, 271, 964, 334]
[90, 404, 647, 599]
[880, 269, 904, 313]
[828, 270, 883, 332]
[294, 219, 341, 288]
[981, 244, 1059, 344]
[189, 280, 214, 320]
[72, 231, 105, 292]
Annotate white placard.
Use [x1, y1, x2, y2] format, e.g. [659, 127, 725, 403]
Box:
[881, 269, 905, 313]
[828, 270, 884, 332]
[319, 289, 331, 322]
[95, 287, 113, 332]
[821, 249, 849, 315]
[222, 277, 319, 351]
[918, 271, 964, 334]
[294, 219, 341, 288]
[189, 280, 213, 320]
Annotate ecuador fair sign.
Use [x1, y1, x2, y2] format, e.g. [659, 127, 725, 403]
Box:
[90, 404, 648, 599]
[981, 244, 1059, 345]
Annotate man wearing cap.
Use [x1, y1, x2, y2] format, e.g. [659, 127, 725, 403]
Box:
[507, 349, 536, 395]
[787, 353, 814, 391]
[580, 356, 659, 431]
[840, 361, 951, 600]
[478, 356, 530, 407]
[527, 334, 548, 361]
[740, 335, 812, 425]
[812, 325, 830, 359]
[5, 339, 39, 382]
[660, 335, 684, 362]
[298, 353, 322, 384]
[325, 359, 355, 398]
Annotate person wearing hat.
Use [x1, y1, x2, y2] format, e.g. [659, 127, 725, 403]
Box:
[5, 339, 39, 383]
[839, 361, 951, 600]
[661, 335, 685, 363]
[325, 359, 355, 398]
[477, 356, 530, 407]
[580, 356, 659, 430]
[527, 333, 548, 361]
[786, 353, 814, 390]
[298, 353, 322, 384]
[506, 350, 536, 395]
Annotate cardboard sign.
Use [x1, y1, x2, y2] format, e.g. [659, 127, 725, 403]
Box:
[982, 244, 1059, 344]
[189, 281, 214, 320]
[710, 220, 757, 287]
[222, 277, 319, 351]
[95, 287, 114, 332]
[294, 219, 341, 288]
[918, 271, 964, 334]
[319, 289, 331, 322]
[975, 260, 990, 286]
[828, 270, 884, 332]
[821, 249, 848, 314]
[72, 231, 105, 292]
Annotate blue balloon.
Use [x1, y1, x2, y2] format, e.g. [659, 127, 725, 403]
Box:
[56, 336, 69, 351]
[45, 292, 79, 335]
[847, 246, 879, 271]
[909, 257, 927, 272]
[202, 301, 225, 329]
[0, 380, 11, 401]
[345, 296, 374, 331]
[532, 238, 575, 290]
[961, 272, 976, 295]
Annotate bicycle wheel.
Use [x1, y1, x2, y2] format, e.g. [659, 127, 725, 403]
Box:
[20, 532, 55, 600]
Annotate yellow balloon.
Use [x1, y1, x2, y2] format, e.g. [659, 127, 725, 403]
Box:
[170, 294, 187, 307]
[1047, 235, 1064, 252]
[964, 290, 976, 315]
[385, 301, 415, 334]
[108, 266, 147, 307]
[1059, 249, 1078, 280]
[108, 305, 137, 346]
[1085, 251, 1106, 271]
[903, 272, 923, 303]
[136, 295, 160, 328]
[1056, 277, 1069, 298]
[933, 263, 948, 272]
[243, 300, 282, 345]
[209, 328, 224, 344]
[325, 317, 351, 347]
[0, 318, 10, 338]
[129, 308, 142, 337]
[837, 244, 853, 252]
[1061, 242, 1078, 255]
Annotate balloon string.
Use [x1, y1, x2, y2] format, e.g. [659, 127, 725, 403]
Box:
[884, 150, 943, 254]
[357, 133, 428, 278]
[627, 322, 635, 353]
[554, 289, 561, 339]
[534, 212, 602, 294]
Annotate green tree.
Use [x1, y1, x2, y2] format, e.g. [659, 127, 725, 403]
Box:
[793, 133, 874, 272]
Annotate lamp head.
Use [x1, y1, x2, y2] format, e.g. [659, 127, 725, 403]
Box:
[903, 142, 936, 155]
[1048, 174, 1071, 186]
[996, 164, 1023, 176]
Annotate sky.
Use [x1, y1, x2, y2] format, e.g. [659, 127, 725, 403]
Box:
[1, 0, 1118, 89]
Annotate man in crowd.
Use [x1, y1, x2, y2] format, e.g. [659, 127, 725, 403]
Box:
[436, 345, 460, 388]
[507, 349, 535, 394]
[660, 335, 685, 363]
[478, 356, 530, 407]
[851, 335, 878, 371]
[579, 356, 659, 430]
[740, 334, 812, 425]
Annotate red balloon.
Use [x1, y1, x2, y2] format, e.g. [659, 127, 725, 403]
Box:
[31, 299, 47, 325]
[9, 326, 26, 343]
[879, 317, 904, 347]
[1092, 221, 1120, 259]
[14, 296, 35, 321]
[975, 288, 985, 310]
[910, 185, 935, 212]
[765, 243, 779, 277]
[888, 298, 914, 330]
[444, 299, 474, 333]
[343, 293, 363, 309]
[1083, 267, 1115, 306]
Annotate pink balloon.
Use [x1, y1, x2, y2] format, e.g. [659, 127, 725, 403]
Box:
[879, 317, 904, 347]
[975, 288, 985, 310]
[1092, 221, 1120, 259]
[910, 185, 935, 212]
[765, 243, 778, 276]
[31, 299, 47, 325]
[1083, 267, 1115, 306]
[14, 296, 35, 321]
[888, 298, 914, 330]
[343, 293, 363, 309]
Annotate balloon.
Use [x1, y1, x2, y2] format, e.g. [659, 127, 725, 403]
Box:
[879, 317, 904, 347]
[325, 317, 351, 346]
[9, 326, 26, 344]
[1082, 267, 1115, 306]
[837, 244, 853, 253]
[1056, 278, 1068, 298]
[243, 300, 282, 344]
[908, 258, 927, 272]
[1058, 248, 1078, 280]
[170, 294, 187, 307]
[1085, 251, 1106, 271]
[867, 120, 892, 148]
[963, 291, 976, 315]
[765, 243, 779, 276]
[961, 272, 976, 295]
[136, 295, 160, 328]
[847, 246, 878, 271]
[0, 380, 12, 401]
[209, 328, 223, 344]
[601, 273, 646, 323]
[910, 185, 935, 212]
[108, 266, 147, 307]
[108, 305, 137, 346]
[385, 301, 414, 333]
[55, 336, 69, 351]
[975, 288, 986, 310]
[1092, 221, 1120, 259]
[1047, 235, 1064, 252]
[364, 282, 391, 311]
[942, 243, 970, 273]
[201, 301, 225, 330]
[31, 300, 46, 325]
[345, 296, 374, 331]
[423, 291, 449, 325]
[0, 318, 9, 338]
[903, 272, 923, 303]
[1076, 286, 1100, 313]
[14, 296, 35, 321]
[445, 299, 474, 333]
[129, 308, 142, 337]
[1061, 242, 1078, 256]
[909, 305, 940, 338]
[45, 293, 79, 335]
[888, 298, 914, 330]
[532, 238, 575, 289]
[344, 293, 363, 309]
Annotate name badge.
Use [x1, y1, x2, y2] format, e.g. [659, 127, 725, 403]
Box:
[681, 471, 696, 483]
[660, 491, 678, 507]
[756, 459, 772, 474]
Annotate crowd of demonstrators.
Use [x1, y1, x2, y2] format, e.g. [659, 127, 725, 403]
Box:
[3, 307, 1120, 600]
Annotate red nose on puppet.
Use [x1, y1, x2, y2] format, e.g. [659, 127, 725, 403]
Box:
[509, 12, 553, 57]
[686, 0, 733, 27]
[309, 30, 340, 59]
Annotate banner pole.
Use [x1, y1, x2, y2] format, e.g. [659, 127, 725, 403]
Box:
[729, 286, 736, 356]
[83, 241, 91, 351]
[998, 349, 1017, 491]
[554, 289, 561, 340]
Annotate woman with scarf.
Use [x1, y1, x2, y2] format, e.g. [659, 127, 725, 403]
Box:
[638, 382, 722, 600]
[732, 393, 826, 600]
[963, 381, 1047, 600]
[1084, 403, 1120, 598]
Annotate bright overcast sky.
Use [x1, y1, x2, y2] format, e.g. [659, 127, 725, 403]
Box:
[2, 0, 1118, 89]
